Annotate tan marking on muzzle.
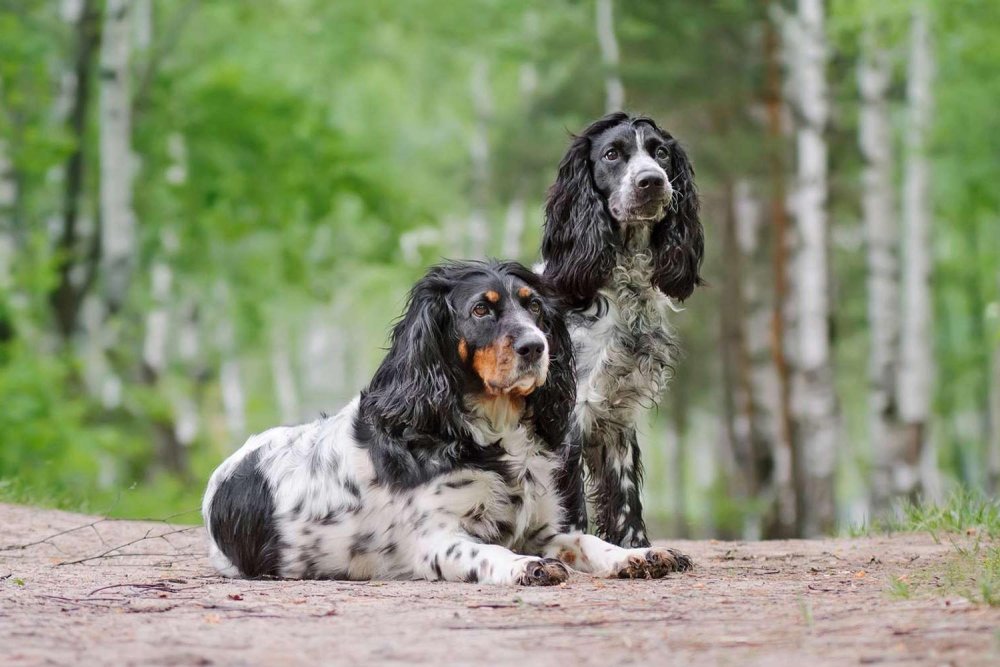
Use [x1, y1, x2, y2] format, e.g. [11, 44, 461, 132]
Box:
[458, 338, 469, 362]
[472, 338, 534, 396]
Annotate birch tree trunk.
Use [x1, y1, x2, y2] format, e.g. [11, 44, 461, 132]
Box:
[140, 257, 189, 477]
[668, 366, 690, 538]
[858, 19, 903, 511]
[989, 283, 1000, 493]
[501, 198, 526, 260]
[596, 0, 625, 112]
[212, 282, 246, 442]
[0, 83, 15, 303]
[763, 3, 797, 537]
[467, 58, 492, 259]
[99, 0, 135, 312]
[500, 28, 540, 261]
[898, 3, 935, 500]
[789, 0, 839, 536]
[734, 179, 781, 539]
[51, 0, 101, 339]
[719, 184, 759, 535]
[271, 326, 301, 424]
[174, 298, 203, 448]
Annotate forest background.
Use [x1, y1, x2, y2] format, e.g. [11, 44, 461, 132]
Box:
[0, 0, 997, 539]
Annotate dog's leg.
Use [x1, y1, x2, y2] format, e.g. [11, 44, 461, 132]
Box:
[538, 532, 691, 579]
[414, 533, 569, 586]
[584, 427, 651, 548]
[554, 432, 588, 533]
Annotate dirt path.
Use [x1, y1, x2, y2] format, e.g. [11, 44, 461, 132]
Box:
[1, 503, 997, 666]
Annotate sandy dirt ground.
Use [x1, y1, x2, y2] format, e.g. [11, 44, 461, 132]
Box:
[1, 503, 998, 666]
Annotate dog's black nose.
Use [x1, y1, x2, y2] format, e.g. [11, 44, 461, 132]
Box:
[636, 171, 666, 190]
[514, 337, 545, 363]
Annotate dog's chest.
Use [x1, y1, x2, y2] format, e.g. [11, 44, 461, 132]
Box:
[426, 428, 560, 548]
[570, 251, 677, 429]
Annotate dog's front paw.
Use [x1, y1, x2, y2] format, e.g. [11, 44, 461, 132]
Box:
[613, 547, 693, 579]
[516, 558, 570, 586]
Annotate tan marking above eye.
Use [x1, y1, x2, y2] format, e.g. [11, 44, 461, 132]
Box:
[517, 286, 532, 299]
[484, 290, 500, 303]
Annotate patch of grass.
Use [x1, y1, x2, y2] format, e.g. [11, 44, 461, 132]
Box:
[871, 492, 1000, 607]
[896, 491, 1000, 540]
[850, 489, 1000, 539]
[887, 574, 913, 600]
[884, 542, 1000, 607]
[940, 541, 1000, 607]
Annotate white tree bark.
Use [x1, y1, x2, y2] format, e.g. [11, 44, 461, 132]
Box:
[858, 19, 903, 510]
[141, 261, 171, 375]
[213, 282, 246, 441]
[789, 0, 839, 536]
[898, 3, 935, 498]
[596, 0, 625, 112]
[220, 357, 246, 439]
[271, 326, 301, 424]
[467, 58, 492, 259]
[174, 298, 202, 446]
[99, 0, 136, 310]
[989, 286, 1000, 493]
[132, 0, 153, 51]
[501, 198, 526, 260]
[734, 179, 784, 538]
[0, 80, 15, 291]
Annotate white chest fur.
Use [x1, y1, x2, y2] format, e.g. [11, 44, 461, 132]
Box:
[569, 245, 677, 437]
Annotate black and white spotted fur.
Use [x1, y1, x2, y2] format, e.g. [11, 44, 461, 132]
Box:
[203, 260, 691, 584]
[542, 113, 704, 548]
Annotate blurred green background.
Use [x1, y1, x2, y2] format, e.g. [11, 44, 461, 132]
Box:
[0, 0, 996, 538]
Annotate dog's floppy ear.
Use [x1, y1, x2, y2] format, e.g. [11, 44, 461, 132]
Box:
[526, 291, 576, 452]
[541, 123, 621, 305]
[650, 136, 704, 301]
[361, 268, 466, 441]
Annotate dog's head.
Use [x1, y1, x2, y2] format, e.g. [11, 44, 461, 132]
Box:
[360, 260, 575, 449]
[542, 112, 704, 304]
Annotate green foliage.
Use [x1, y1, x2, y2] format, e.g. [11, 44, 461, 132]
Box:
[0, 0, 997, 529]
[0, 343, 115, 509]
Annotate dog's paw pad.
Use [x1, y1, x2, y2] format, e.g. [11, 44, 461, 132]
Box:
[614, 548, 693, 579]
[518, 558, 570, 586]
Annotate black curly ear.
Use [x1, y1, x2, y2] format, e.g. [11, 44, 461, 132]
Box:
[650, 136, 704, 301]
[360, 269, 465, 441]
[526, 294, 576, 452]
[541, 115, 626, 305]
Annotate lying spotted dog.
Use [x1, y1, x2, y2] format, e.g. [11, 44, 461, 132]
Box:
[203, 260, 691, 584]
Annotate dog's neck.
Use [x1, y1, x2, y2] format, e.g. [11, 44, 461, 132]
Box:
[606, 222, 657, 295]
[465, 393, 528, 443]
[618, 221, 653, 253]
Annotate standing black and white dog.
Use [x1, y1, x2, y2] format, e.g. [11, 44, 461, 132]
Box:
[203, 260, 691, 584]
[542, 113, 704, 548]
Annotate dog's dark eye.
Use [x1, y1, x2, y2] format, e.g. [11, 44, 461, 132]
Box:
[472, 303, 490, 318]
[528, 299, 542, 315]
[655, 146, 669, 160]
[603, 149, 620, 162]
